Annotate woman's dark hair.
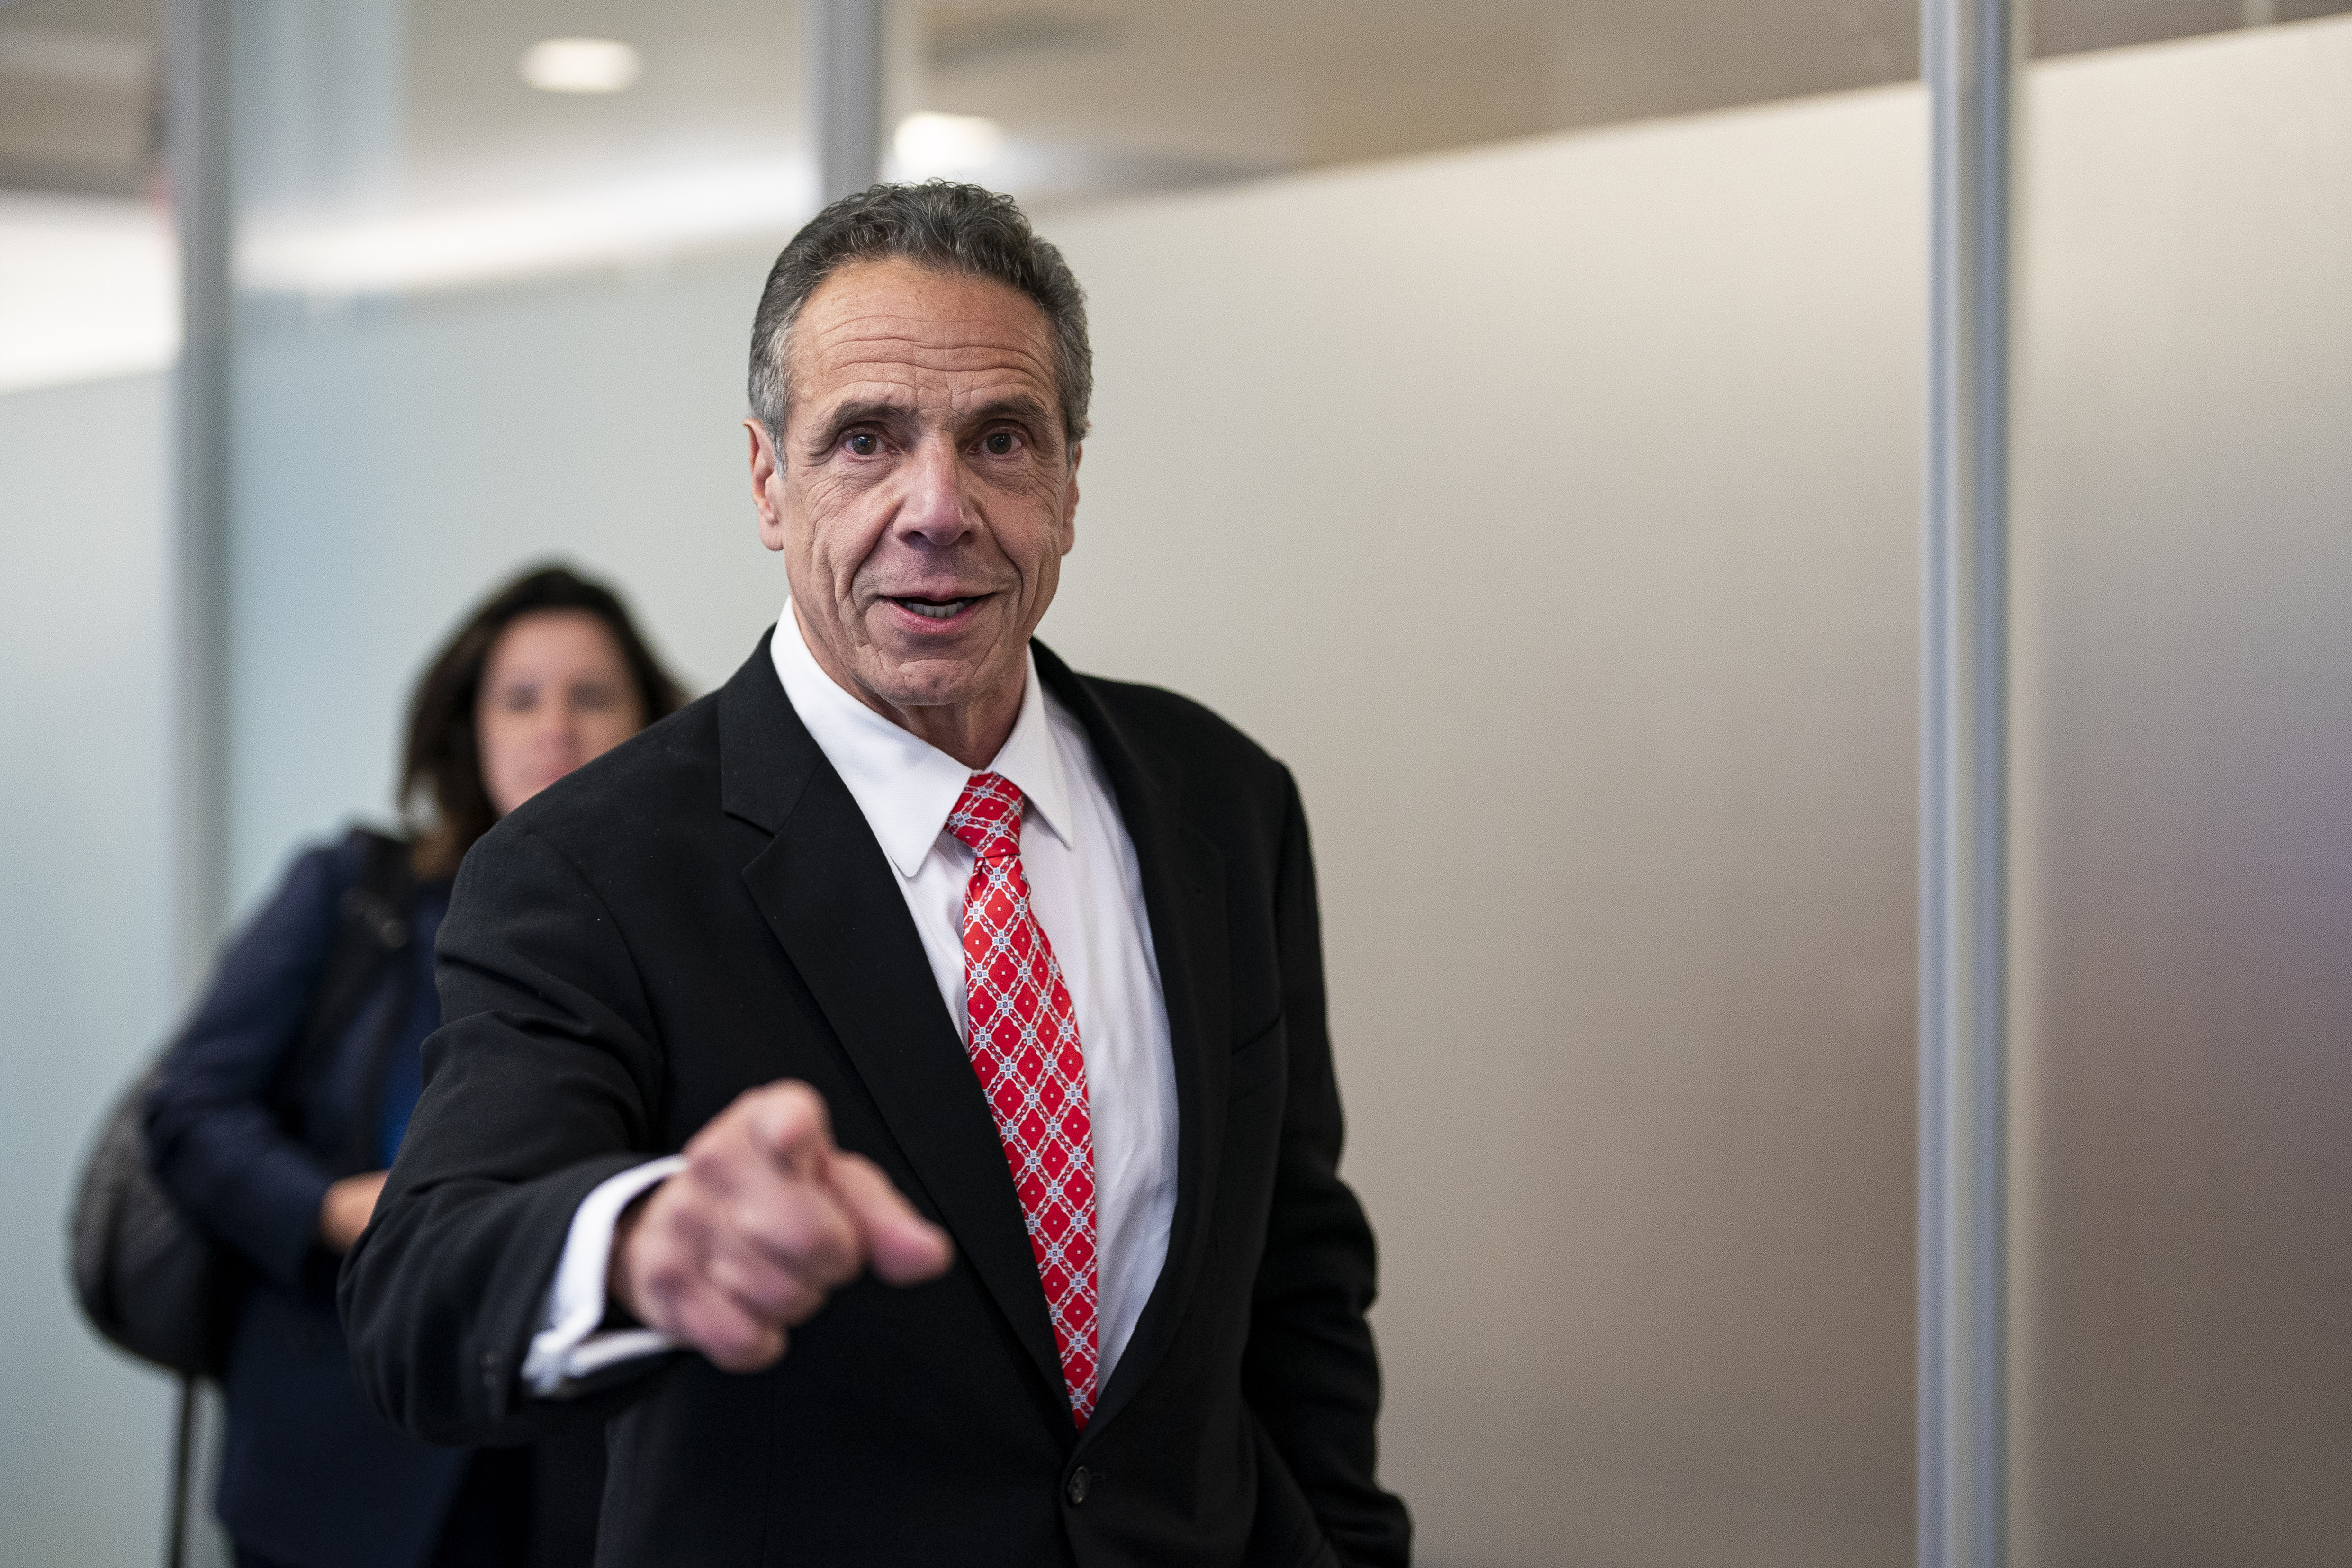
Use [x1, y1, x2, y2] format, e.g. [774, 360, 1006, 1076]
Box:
[400, 564, 686, 878]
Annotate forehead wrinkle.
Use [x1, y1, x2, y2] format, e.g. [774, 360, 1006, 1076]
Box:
[800, 339, 1055, 419]
[804, 326, 1054, 382]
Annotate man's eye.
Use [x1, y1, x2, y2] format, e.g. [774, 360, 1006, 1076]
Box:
[982, 431, 1016, 456]
[844, 432, 881, 457]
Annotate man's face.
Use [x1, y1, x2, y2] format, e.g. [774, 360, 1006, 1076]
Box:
[748, 256, 1079, 724]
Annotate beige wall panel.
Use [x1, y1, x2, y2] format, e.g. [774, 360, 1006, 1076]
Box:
[1037, 89, 1928, 1565]
[2010, 18, 2352, 1566]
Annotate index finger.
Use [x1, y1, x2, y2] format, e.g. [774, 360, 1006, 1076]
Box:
[828, 1152, 955, 1287]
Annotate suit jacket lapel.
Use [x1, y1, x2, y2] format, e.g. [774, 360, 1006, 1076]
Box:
[717, 634, 1065, 1401]
[1031, 644, 1231, 1443]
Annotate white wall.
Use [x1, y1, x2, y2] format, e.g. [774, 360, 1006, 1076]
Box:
[0, 371, 179, 1564]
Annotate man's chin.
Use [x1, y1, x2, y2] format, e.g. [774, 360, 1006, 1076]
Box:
[851, 639, 1022, 711]
[865, 667, 1007, 713]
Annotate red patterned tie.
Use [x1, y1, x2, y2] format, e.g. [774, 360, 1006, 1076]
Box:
[946, 772, 1099, 1426]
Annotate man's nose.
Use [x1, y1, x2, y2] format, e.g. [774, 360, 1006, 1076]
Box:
[893, 436, 970, 545]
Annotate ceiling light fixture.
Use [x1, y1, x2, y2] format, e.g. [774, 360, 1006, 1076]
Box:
[892, 112, 1005, 178]
[519, 37, 641, 94]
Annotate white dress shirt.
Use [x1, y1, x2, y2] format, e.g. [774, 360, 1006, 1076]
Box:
[523, 605, 1179, 1397]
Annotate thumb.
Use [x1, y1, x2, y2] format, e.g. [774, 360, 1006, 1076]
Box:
[829, 1151, 955, 1286]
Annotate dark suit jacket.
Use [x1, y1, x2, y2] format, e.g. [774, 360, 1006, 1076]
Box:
[340, 632, 1411, 1568]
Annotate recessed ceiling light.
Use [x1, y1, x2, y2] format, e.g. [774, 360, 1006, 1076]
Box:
[519, 37, 641, 94]
[892, 112, 1005, 177]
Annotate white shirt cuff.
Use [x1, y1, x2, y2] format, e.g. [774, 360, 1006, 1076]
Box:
[522, 1155, 687, 1397]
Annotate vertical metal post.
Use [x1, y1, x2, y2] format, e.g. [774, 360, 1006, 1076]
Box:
[165, 0, 233, 986]
[806, 0, 884, 204]
[1920, 1, 2016, 1567]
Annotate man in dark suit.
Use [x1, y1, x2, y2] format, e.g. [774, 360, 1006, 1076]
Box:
[341, 182, 1411, 1567]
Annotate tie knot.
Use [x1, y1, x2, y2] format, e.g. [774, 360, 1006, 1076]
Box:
[947, 771, 1025, 860]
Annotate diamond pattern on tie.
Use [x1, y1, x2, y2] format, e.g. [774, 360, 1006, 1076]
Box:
[946, 771, 1099, 1426]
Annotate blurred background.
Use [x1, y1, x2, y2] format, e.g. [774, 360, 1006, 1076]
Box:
[4, 0, 2350, 1563]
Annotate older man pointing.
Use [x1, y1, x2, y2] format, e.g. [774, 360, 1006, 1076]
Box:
[342, 182, 1410, 1568]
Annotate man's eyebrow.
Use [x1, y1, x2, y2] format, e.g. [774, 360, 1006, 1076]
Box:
[965, 393, 1054, 428]
[959, 399, 1063, 442]
[796, 392, 1059, 451]
[812, 397, 918, 435]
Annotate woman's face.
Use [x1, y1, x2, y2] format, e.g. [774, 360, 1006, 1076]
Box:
[476, 610, 648, 817]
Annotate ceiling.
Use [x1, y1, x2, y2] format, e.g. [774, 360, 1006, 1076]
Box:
[0, 0, 157, 195]
[3, 0, 2346, 274]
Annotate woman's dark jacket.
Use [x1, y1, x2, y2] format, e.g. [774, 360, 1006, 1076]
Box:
[144, 830, 595, 1568]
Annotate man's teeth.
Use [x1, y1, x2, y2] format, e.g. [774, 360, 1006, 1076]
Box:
[898, 597, 974, 620]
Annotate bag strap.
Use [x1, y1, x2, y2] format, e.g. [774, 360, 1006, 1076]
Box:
[165, 1375, 194, 1568]
[269, 829, 416, 1136]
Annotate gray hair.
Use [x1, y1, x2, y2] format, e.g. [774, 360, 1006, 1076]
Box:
[748, 181, 1092, 451]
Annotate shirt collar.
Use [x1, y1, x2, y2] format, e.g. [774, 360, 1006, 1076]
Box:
[770, 600, 1072, 879]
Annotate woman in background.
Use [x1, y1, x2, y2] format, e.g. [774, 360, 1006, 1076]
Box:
[146, 565, 685, 1568]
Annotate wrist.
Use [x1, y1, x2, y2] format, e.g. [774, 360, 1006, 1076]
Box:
[607, 1190, 654, 1325]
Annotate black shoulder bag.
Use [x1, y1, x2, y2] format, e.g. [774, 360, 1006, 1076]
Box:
[66, 828, 416, 1563]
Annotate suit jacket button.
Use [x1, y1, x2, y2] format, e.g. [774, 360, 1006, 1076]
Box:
[1065, 1467, 1090, 1506]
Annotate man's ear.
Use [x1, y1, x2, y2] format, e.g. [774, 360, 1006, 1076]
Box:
[746, 418, 789, 554]
[1059, 441, 1081, 555]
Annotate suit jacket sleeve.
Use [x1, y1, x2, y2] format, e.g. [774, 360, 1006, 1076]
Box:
[144, 843, 344, 1292]
[1242, 769, 1413, 1567]
[339, 822, 676, 1445]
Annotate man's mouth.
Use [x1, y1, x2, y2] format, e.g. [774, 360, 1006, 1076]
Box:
[890, 595, 984, 621]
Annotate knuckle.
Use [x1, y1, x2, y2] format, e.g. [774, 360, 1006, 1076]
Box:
[641, 1256, 688, 1299]
[685, 1143, 738, 1192]
[650, 1200, 712, 1262]
[758, 1209, 818, 1263]
[764, 1193, 858, 1278]
[707, 1251, 778, 1312]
